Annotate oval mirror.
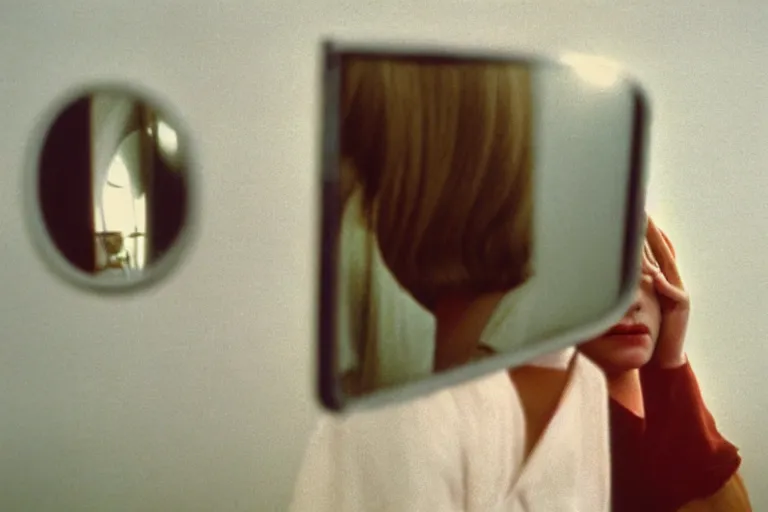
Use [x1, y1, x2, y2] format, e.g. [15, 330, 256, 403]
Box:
[29, 87, 195, 291]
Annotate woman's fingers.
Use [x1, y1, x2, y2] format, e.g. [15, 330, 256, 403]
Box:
[653, 270, 689, 303]
[643, 242, 659, 269]
[642, 242, 662, 279]
[646, 221, 671, 270]
[640, 273, 655, 287]
[644, 224, 663, 271]
[646, 219, 684, 288]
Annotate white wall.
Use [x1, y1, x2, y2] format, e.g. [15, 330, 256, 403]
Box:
[0, 1, 765, 510]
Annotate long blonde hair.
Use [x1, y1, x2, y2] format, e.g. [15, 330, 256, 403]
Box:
[340, 55, 535, 308]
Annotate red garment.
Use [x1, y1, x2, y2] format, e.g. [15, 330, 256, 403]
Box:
[609, 362, 741, 511]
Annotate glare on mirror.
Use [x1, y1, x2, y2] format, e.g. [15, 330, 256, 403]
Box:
[321, 50, 647, 405]
[560, 52, 622, 88]
[36, 89, 190, 285]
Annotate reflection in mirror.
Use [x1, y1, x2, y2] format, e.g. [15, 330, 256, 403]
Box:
[319, 47, 648, 408]
[36, 89, 190, 285]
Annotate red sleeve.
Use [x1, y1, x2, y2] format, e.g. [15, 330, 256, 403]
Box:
[639, 361, 742, 509]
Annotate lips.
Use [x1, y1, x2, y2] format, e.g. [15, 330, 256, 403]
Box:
[606, 322, 650, 336]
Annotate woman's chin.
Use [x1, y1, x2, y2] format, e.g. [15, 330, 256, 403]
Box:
[580, 334, 656, 374]
[601, 348, 654, 374]
[580, 345, 654, 375]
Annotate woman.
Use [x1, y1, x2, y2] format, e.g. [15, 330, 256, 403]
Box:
[579, 217, 751, 511]
[291, 56, 611, 511]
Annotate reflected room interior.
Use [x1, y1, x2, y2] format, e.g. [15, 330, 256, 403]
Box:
[38, 91, 188, 278]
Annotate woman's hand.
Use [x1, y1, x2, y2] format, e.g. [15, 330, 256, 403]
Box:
[642, 218, 690, 368]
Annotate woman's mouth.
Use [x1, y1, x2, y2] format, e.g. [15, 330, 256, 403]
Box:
[603, 322, 652, 347]
[606, 323, 650, 336]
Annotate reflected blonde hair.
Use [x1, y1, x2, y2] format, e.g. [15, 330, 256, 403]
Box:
[340, 55, 535, 307]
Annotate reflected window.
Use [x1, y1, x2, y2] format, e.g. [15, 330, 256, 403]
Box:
[93, 131, 148, 275]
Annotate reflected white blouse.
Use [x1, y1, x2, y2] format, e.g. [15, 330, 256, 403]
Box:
[336, 189, 435, 387]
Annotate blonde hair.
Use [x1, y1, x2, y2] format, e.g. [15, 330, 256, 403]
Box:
[340, 55, 535, 308]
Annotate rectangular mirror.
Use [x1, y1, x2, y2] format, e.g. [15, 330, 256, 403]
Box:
[318, 41, 650, 411]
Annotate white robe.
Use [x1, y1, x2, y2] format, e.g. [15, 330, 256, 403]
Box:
[290, 353, 610, 511]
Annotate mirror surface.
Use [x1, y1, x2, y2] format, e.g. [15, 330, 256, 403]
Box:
[320, 45, 649, 409]
[33, 88, 192, 289]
